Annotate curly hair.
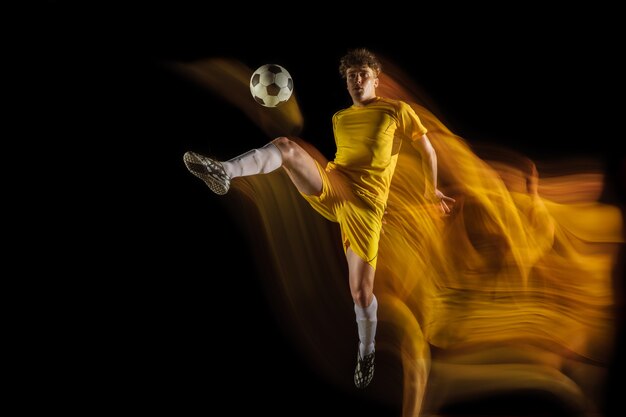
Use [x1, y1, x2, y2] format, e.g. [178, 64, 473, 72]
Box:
[338, 48, 382, 79]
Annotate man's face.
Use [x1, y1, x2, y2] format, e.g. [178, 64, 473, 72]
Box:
[346, 65, 378, 104]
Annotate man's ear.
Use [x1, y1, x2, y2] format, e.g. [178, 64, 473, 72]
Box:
[374, 77, 379, 88]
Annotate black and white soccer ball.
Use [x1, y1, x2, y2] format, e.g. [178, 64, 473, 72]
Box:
[249, 64, 294, 107]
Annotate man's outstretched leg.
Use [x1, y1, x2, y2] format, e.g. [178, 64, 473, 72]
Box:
[183, 142, 283, 195]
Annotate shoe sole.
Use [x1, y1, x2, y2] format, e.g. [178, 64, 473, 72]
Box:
[183, 152, 229, 195]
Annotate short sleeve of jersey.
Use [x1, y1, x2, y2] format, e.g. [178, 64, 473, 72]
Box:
[397, 101, 427, 141]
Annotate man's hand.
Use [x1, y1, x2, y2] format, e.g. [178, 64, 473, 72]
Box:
[425, 189, 456, 214]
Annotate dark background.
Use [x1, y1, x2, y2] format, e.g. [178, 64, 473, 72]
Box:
[37, 3, 623, 416]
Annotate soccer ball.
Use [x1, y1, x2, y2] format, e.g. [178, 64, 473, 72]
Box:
[249, 64, 294, 107]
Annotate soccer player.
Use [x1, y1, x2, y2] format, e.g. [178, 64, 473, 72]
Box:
[183, 48, 454, 389]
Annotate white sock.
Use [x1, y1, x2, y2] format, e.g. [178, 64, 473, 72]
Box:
[355, 295, 378, 357]
[221, 142, 283, 178]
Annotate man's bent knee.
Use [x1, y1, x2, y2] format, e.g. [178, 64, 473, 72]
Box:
[272, 137, 302, 164]
[272, 137, 295, 152]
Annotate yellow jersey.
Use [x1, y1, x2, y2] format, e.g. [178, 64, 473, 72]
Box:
[329, 96, 427, 205]
[302, 96, 428, 268]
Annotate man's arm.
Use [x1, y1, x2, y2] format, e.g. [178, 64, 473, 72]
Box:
[411, 134, 438, 196]
[411, 134, 455, 213]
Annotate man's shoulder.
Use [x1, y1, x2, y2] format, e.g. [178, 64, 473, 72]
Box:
[333, 106, 353, 118]
[372, 97, 413, 114]
[378, 96, 410, 108]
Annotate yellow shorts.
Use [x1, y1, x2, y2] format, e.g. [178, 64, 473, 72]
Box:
[301, 161, 385, 269]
